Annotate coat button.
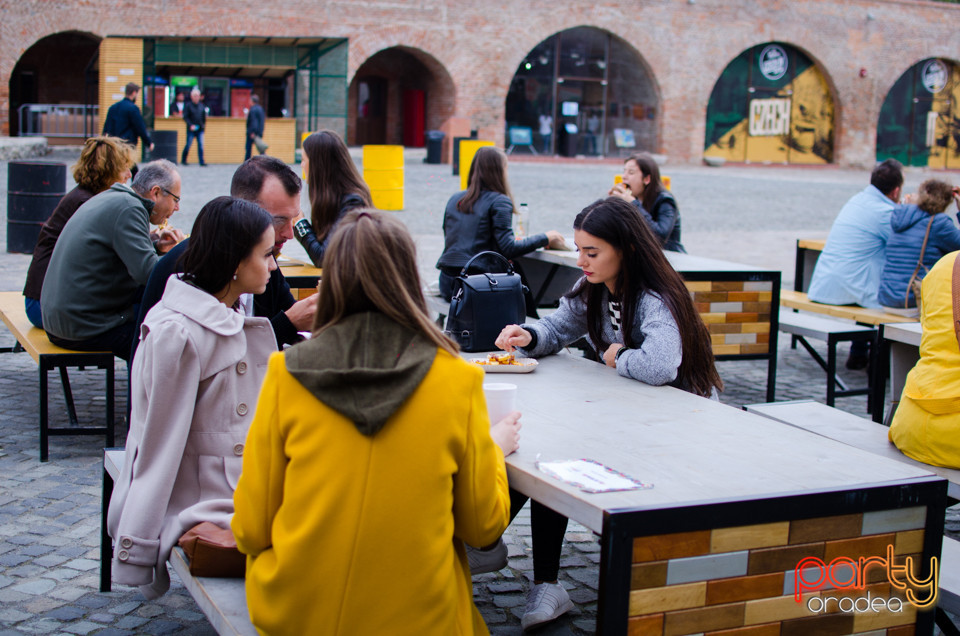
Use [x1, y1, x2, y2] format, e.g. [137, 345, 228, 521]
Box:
[233, 443, 244, 456]
[117, 550, 129, 561]
[237, 403, 248, 416]
[120, 537, 133, 549]
[236, 361, 247, 374]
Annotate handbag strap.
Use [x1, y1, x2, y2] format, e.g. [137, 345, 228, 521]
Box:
[458, 251, 515, 278]
[905, 215, 936, 307]
[953, 251, 960, 351]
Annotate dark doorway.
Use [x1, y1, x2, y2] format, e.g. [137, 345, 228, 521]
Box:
[355, 77, 387, 145]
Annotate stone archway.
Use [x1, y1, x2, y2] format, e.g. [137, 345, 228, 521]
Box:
[347, 46, 455, 147]
[9, 31, 101, 138]
[504, 26, 659, 157]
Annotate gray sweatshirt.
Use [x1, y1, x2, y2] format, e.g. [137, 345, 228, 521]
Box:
[518, 279, 682, 387]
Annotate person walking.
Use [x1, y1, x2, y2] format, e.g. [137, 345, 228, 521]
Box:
[245, 95, 266, 161]
[181, 88, 206, 166]
[102, 82, 154, 164]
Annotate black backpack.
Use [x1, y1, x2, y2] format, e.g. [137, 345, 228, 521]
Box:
[445, 252, 527, 352]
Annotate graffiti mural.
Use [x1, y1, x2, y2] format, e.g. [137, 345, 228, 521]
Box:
[704, 43, 834, 165]
[877, 58, 960, 169]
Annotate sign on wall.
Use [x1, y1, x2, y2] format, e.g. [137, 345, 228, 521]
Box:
[749, 98, 791, 136]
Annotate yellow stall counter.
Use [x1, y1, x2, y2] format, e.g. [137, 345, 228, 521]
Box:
[153, 117, 296, 165]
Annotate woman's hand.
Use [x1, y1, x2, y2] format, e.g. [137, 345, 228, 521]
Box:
[603, 343, 624, 368]
[545, 230, 567, 250]
[496, 325, 531, 352]
[490, 411, 522, 456]
[608, 183, 635, 203]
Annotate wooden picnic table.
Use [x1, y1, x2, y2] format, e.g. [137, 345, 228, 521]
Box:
[794, 237, 825, 292]
[277, 256, 321, 297]
[492, 350, 946, 634]
[519, 248, 782, 401]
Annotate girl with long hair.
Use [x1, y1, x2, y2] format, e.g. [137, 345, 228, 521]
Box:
[23, 135, 136, 327]
[292, 129, 373, 266]
[108, 196, 278, 598]
[436, 146, 566, 301]
[233, 210, 521, 635]
[489, 196, 721, 629]
[609, 151, 685, 252]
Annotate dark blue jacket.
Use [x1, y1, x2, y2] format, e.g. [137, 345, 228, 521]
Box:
[102, 97, 151, 148]
[632, 190, 685, 253]
[879, 204, 960, 308]
[183, 101, 206, 131]
[246, 104, 265, 137]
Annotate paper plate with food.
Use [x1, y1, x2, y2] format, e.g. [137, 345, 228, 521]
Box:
[469, 352, 538, 373]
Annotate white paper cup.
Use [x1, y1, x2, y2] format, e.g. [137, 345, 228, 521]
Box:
[483, 382, 517, 426]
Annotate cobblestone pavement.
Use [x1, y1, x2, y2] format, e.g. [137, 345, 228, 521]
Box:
[0, 149, 954, 634]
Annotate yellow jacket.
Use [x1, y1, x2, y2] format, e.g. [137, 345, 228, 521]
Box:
[232, 348, 510, 635]
[889, 251, 960, 467]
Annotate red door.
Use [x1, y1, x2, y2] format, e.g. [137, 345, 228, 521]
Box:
[402, 89, 425, 147]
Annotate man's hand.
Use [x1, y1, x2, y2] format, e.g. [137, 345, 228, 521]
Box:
[156, 228, 185, 253]
[284, 296, 317, 331]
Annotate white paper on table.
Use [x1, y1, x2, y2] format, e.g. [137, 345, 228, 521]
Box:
[536, 458, 652, 494]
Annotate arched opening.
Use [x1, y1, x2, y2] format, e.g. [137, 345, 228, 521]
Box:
[347, 47, 455, 147]
[10, 31, 101, 140]
[704, 42, 835, 165]
[877, 58, 960, 169]
[504, 27, 658, 157]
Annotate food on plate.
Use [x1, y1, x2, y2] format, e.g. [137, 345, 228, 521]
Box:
[474, 352, 523, 366]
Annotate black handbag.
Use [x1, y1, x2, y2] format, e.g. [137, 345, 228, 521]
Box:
[446, 251, 527, 352]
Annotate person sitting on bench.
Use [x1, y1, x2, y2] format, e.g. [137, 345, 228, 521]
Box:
[108, 197, 278, 598]
[808, 159, 904, 370]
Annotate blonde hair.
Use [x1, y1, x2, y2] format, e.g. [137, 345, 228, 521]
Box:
[72, 136, 135, 193]
[313, 209, 458, 356]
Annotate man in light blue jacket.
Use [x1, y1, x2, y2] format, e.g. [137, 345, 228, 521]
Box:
[808, 158, 903, 368]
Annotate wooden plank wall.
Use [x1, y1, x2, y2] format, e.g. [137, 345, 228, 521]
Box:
[154, 117, 296, 165]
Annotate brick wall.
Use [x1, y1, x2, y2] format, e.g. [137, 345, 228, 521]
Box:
[2, 0, 959, 166]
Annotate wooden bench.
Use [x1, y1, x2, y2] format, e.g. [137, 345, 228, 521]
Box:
[780, 289, 916, 326]
[101, 448, 256, 635]
[743, 400, 960, 634]
[777, 310, 876, 406]
[0, 291, 115, 461]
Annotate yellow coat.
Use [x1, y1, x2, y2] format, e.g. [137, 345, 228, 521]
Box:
[232, 350, 511, 635]
[889, 251, 960, 467]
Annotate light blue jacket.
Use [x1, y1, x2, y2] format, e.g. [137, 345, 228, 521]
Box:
[808, 185, 895, 308]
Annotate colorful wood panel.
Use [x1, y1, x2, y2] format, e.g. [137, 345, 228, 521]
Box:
[628, 511, 933, 635]
[686, 280, 773, 356]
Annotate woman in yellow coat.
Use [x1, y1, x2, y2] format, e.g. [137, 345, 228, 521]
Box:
[232, 210, 520, 635]
[889, 249, 960, 467]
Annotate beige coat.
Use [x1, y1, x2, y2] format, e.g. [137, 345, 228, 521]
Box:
[107, 276, 275, 598]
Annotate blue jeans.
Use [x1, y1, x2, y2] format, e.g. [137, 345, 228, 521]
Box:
[182, 129, 205, 165]
[25, 297, 43, 329]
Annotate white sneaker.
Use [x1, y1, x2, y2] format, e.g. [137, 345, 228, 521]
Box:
[521, 582, 573, 630]
[466, 538, 507, 575]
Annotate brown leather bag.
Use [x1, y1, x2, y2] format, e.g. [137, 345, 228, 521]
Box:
[177, 521, 245, 578]
[905, 215, 936, 309]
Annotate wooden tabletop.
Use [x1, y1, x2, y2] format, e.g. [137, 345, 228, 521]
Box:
[797, 238, 826, 251]
[277, 256, 322, 286]
[491, 352, 935, 534]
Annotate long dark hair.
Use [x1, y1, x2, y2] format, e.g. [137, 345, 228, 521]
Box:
[180, 196, 273, 297]
[302, 130, 372, 240]
[314, 209, 459, 355]
[567, 198, 722, 397]
[625, 152, 666, 213]
[457, 146, 515, 214]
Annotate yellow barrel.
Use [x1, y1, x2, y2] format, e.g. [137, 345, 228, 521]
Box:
[662, 175, 671, 190]
[363, 145, 404, 210]
[459, 140, 495, 190]
[301, 132, 313, 179]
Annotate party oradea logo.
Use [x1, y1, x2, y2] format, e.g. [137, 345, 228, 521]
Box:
[794, 545, 937, 614]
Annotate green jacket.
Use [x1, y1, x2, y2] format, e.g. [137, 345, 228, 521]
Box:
[41, 184, 159, 340]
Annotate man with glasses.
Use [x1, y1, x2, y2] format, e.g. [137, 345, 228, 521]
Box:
[41, 160, 185, 361]
[132, 156, 316, 362]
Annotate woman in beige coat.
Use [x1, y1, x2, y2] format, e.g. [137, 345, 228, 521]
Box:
[107, 196, 279, 598]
